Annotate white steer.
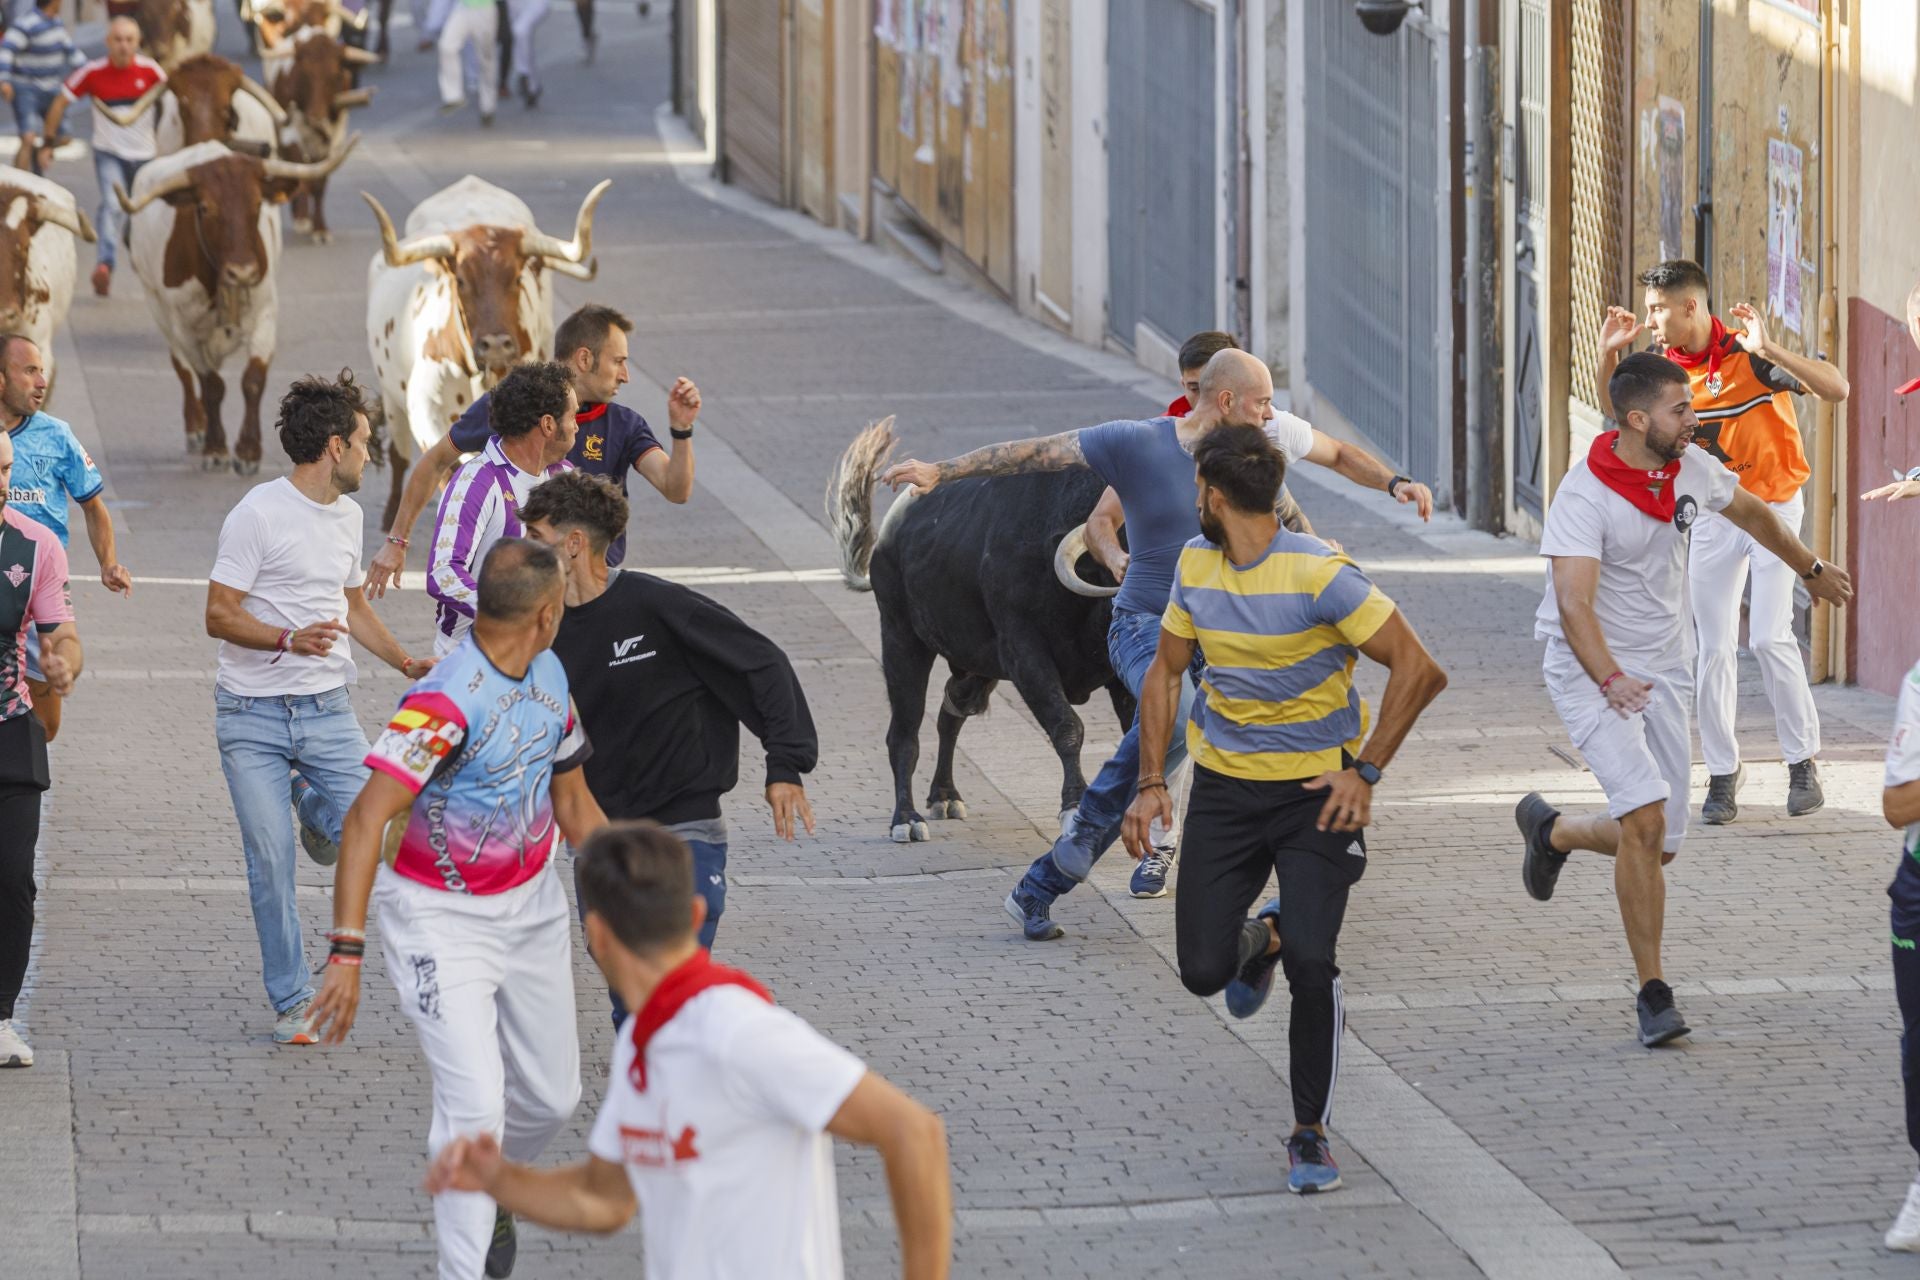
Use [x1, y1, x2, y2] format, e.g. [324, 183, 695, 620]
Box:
[0, 172, 94, 397]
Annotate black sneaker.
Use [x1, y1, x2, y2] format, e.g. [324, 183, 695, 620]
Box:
[1515, 792, 1566, 902]
[1787, 758, 1824, 817]
[1635, 979, 1691, 1048]
[484, 1209, 516, 1278]
[1701, 765, 1745, 825]
[1223, 902, 1282, 1019]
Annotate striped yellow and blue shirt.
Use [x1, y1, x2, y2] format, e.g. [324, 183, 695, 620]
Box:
[1162, 531, 1396, 782]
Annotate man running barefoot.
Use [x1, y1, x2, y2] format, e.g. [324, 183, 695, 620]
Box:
[1121, 428, 1446, 1195]
[1517, 352, 1851, 1048]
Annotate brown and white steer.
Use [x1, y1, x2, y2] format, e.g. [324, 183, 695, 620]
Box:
[270, 34, 376, 242]
[118, 138, 357, 472]
[129, 0, 217, 70]
[99, 53, 286, 156]
[244, 0, 366, 86]
[0, 172, 94, 398]
[362, 176, 608, 525]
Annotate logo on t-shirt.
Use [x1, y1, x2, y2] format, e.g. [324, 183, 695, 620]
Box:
[1673, 495, 1698, 533]
[611, 634, 656, 667]
[584, 434, 604, 461]
[618, 1123, 701, 1167]
[3, 562, 25, 589]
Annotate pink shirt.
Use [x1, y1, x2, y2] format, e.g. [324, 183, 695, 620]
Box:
[0, 505, 72, 721]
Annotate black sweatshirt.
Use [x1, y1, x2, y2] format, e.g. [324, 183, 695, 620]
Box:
[551, 572, 818, 825]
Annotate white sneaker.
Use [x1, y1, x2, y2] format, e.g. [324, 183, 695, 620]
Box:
[273, 998, 318, 1046]
[1886, 1173, 1920, 1251]
[0, 1018, 33, 1067]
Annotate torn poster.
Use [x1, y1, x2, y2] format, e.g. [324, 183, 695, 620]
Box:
[1766, 137, 1804, 335]
[1656, 97, 1685, 263]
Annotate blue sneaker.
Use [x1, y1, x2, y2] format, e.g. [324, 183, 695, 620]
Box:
[1004, 887, 1064, 941]
[289, 774, 338, 867]
[1286, 1130, 1343, 1194]
[1223, 898, 1282, 1019]
[1049, 818, 1099, 883]
[1129, 841, 1176, 898]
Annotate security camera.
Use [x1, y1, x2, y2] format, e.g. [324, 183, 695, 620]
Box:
[1355, 0, 1420, 35]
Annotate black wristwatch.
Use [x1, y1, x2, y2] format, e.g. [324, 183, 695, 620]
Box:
[1353, 761, 1383, 786]
[1801, 558, 1824, 582]
[1386, 475, 1412, 499]
[670, 426, 695, 440]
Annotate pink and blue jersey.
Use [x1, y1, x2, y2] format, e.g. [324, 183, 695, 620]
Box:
[366, 634, 591, 896]
[0, 506, 72, 723]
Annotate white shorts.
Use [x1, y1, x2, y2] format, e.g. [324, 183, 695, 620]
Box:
[1542, 639, 1692, 852]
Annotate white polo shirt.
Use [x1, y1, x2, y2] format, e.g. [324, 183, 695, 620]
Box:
[1886, 662, 1920, 855]
[589, 977, 866, 1280]
[1533, 442, 1737, 673]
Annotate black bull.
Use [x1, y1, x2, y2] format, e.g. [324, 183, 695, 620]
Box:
[828, 418, 1135, 843]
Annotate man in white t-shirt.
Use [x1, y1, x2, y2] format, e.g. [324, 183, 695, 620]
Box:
[423, 821, 954, 1280]
[1514, 352, 1851, 1048]
[205, 373, 431, 1045]
[1880, 663, 1920, 1251]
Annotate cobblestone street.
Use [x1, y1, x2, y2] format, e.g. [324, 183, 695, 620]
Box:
[2, 8, 1916, 1279]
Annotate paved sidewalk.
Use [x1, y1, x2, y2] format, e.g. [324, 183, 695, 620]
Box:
[3, 6, 1916, 1279]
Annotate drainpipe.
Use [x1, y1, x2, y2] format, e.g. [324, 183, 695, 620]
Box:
[1462, 0, 1500, 531]
[1810, 0, 1839, 681]
[1692, 0, 1713, 275]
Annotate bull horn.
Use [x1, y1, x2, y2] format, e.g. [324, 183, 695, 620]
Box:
[1053, 524, 1120, 599]
[521, 177, 610, 265]
[331, 86, 375, 110]
[543, 255, 596, 282]
[238, 74, 292, 125]
[259, 129, 359, 180]
[34, 198, 96, 243]
[94, 78, 168, 128]
[328, 0, 369, 28]
[114, 171, 195, 216]
[341, 44, 383, 64]
[361, 190, 456, 267]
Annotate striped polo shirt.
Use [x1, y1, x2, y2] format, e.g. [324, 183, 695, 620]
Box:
[1162, 530, 1396, 782]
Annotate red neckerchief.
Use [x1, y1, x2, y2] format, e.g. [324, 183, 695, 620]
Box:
[1587, 430, 1680, 523]
[1166, 395, 1191, 417]
[628, 949, 772, 1090]
[575, 401, 610, 424]
[1664, 316, 1728, 393]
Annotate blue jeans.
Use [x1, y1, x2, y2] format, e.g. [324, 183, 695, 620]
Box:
[93, 150, 144, 268]
[1021, 608, 1197, 902]
[592, 836, 727, 1026]
[214, 686, 370, 1014]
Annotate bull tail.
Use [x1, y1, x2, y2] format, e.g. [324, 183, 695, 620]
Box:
[825, 415, 898, 593]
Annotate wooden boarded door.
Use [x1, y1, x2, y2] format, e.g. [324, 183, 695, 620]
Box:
[721, 0, 786, 205]
[793, 0, 833, 223]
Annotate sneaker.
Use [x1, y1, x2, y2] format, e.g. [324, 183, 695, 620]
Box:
[1285, 1130, 1344, 1194]
[1788, 758, 1824, 817]
[479, 112, 495, 128]
[273, 998, 318, 1045]
[1003, 887, 1063, 942]
[1129, 842, 1175, 898]
[1049, 815, 1098, 883]
[90, 262, 109, 296]
[438, 98, 465, 114]
[1515, 792, 1567, 902]
[290, 775, 339, 867]
[1223, 899, 1282, 1019]
[1886, 1172, 1920, 1251]
[0, 1018, 33, 1067]
[1701, 765, 1745, 825]
[484, 1209, 517, 1278]
[1635, 979, 1691, 1048]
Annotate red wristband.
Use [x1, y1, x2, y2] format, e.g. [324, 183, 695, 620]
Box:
[1599, 671, 1624, 694]
[327, 953, 362, 967]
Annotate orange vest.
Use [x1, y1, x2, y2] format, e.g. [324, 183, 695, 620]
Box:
[1668, 323, 1810, 504]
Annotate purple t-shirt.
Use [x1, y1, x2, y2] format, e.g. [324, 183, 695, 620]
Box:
[448, 395, 661, 565]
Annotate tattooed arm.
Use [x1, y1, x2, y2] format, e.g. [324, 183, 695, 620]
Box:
[880, 431, 1087, 494]
[1276, 485, 1314, 535]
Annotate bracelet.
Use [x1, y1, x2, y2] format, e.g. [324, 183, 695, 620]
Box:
[270, 627, 291, 665]
[1138, 779, 1169, 792]
[670, 426, 695, 440]
[328, 940, 365, 956]
[385, 534, 408, 548]
[1599, 671, 1624, 694]
[327, 953, 362, 967]
[328, 928, 366, 942]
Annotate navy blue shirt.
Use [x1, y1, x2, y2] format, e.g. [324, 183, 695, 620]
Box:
[448, 396, 662, 565]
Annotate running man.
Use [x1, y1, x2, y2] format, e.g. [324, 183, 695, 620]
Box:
[1, 335, 130, 742]
[0, 0, 84, 173]
[881, 349, 1434, 940]
[1882, 650, 1920, 1250]
[1596, 260, 1851, 824]
[521, 469, 818, 964]
[1120, 426, 1446, 1195]
[425, 361, 576, 657]
[423, 821, 952, 1280]
[365, 305, 697, 596]
[1518, 352, 1851, 1048]
[310, 538, 607, 1280]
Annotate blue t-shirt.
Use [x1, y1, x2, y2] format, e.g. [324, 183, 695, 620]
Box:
[1078, 416, 1201, 617]
[448, 396, 662, 565]
[6, 411, 103, 546]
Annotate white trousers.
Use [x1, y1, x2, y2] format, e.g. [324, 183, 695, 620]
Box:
[375, 863, 581, 1280]
[506, 0, 548, 87]
[1544, 640, 1693, 853]
[1689, 493, 1821, 775]
[437, 2, 499, 113]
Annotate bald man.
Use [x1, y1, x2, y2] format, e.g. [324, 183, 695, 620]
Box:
[883, 350, 1436, 938]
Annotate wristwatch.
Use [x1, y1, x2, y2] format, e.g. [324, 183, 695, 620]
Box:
[1800, 558, 1824, 582]
[1353, 761, 1383, 786]
[1386, 475, 1412, 499]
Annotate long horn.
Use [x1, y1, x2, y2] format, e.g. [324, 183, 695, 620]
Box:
[331, 86, 375, 110]
[543, 256, 596, 282]
[94, 78, 168, 128]
[341, 44, 382, 64]
[259, 129, 359, 180]
[520, 177, 610, 265]
[33, 198, 96, 242]
[361, 190, 455, 267]
[238, 74, 291, 125]
[114, 171, 195, 216]
[1052, 525, 1120, 599]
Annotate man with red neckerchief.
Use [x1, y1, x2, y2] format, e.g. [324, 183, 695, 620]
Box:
[424, 822, 953, 1280]
[1516, 352, 1851, 1050]
[1595, 259, 1851, 827]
